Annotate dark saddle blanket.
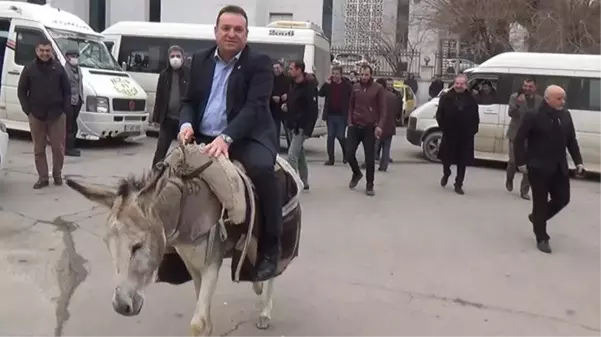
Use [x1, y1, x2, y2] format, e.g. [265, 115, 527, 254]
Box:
[157, 157, 302, 283]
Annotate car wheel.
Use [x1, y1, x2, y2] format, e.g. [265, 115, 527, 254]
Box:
[422, 131, 442, 162]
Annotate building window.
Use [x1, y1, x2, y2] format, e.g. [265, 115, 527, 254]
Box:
[269, 13, 293, 23]
[89, 0, 106, 32]
[27, 0, 46, 4]
[149, 0, 161, 22]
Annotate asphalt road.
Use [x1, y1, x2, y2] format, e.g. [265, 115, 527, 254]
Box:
[0, 129, 599, 336]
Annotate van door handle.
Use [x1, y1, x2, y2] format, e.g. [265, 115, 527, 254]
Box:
[8, 70, 20, 75]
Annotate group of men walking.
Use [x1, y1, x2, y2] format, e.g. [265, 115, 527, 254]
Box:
[436, 74, 585, 254]
[17, 38, 83, 189]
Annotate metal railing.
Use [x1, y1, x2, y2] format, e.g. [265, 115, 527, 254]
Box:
[331, 46, 421, 78]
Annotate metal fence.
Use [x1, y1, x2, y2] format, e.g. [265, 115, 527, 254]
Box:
[433, 52, 480, 79]
[330, 46, 421, 78]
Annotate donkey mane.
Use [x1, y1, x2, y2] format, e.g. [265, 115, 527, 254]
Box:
[117, 170, 156, 197]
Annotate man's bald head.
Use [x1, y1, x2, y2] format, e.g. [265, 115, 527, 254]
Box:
[544, 85, 566, 110]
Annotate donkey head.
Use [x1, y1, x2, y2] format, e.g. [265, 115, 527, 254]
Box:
[65, 161, 212, 317]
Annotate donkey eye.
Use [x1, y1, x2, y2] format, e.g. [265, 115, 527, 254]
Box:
[131, 243, 143, 255]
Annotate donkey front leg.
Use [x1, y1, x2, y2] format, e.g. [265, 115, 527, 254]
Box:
[256, 278, 275, 330]
[190, 253, 223, 336]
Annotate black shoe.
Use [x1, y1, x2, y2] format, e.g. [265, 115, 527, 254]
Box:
[343, 158, 348, 164]
[520, 192, 531, 200]
[33, 179, 49, 189]
[324, 160, 334, 166]
[537, 240, 552, 254]
[389, 158, 394, 163]
[303, 184, 310, 191]
[65, 149, 81, 157]
[440, 175, 449, 187]
[454, 185, 465, 195]
[349, 173, 363, 189]
[53, 176, 63, 186]
[528, 213, 534, 223]
[505, 179, 513, 192]
[378, 167, 386, 172]
[365, 186, 375, 196]
[255, 255, 279, 282]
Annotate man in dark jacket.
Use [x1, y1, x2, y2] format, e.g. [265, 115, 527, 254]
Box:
[375, 78, 400, 172]
[178, 5, 281, 281]
[319, 66, 352, 165]
[270, 61, 290, 149]
[284, 60, 318, 190]
[151, 45, 190, 167]
[404, 73, 418, 95]
[346, 65, 387, 196]
[18, 38, 71, 189]
[429, 75, 444, 99]
[514, 85, 584, 254]
[436, 74, 479, 195]
[63, 49, 84, 157]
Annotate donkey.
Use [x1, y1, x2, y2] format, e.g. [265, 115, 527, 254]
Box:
[65, 161, 277, 336]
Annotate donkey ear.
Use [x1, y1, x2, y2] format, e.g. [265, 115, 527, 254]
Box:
[66, 178, 117, 208]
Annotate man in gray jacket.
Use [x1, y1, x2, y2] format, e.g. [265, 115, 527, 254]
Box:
[506, 77, 543, 200]
[64, 49, 84, 157]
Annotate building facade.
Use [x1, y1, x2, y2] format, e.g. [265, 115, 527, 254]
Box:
[20, 0, 331, 39]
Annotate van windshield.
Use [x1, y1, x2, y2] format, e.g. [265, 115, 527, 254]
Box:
[48, 28, 121, 71]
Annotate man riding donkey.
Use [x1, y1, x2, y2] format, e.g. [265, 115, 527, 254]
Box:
[66, 5, 304, 336]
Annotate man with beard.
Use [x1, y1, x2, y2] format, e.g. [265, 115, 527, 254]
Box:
[319, 66, 352, 165]
[436, 74, 480, 195]
[505, 77, 543, 200]
[270, 61, 290, 148]
[514, 85, 584, 254]
[346, 65, 386, 196]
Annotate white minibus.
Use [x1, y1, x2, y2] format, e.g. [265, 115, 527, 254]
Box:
[406, 52, 601, 173]
[102, 20, 330, 137]
[0, 1, 148, 140]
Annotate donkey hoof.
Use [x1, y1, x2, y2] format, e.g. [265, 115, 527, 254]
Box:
[256, 315, 271, 330]
[190, 319, 212, 336]
[252, 282, 263, 295]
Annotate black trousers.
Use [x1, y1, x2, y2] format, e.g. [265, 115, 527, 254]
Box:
[346, 125, 376, 186]
[66, 101, 82, 151]
[528, 167, 570, 242]
[196, 134, 282, 257]
[442, 162, 466, 187]
[152, 117, 180, 167]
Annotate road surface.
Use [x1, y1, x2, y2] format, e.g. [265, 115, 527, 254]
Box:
[0, 130, 599, 336]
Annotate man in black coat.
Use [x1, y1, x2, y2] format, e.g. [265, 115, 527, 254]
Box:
[513, 85, 585, 254]
[270, 61, 290, 149]
[436, 74, 480, 195]
[177, 5, 281, 281]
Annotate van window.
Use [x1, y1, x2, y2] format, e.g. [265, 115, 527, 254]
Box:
[118, 35, 305, 74]
[104, 41, 114, 52]
[15, 28, 47, 65]
[469, 76, 500, 105]
[509, 74, 600, 110]
[588, 79, 600, 110]
[0, 19, 10, 70]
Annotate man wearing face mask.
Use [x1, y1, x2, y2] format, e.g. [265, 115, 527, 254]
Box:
[63, 49, 84, 157]
[151, 45, 190, 168]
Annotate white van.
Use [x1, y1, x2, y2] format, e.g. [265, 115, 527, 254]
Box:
[406, 52, 601, 173]
[0, 1, 148, 140]
[102, 20, 330, 137]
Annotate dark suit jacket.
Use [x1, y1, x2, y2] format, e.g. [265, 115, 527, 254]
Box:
[514, 101, 583, 175]
[180, 45, 277, 154]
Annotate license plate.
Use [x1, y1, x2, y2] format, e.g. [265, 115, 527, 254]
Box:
[124, 124, 141, 132]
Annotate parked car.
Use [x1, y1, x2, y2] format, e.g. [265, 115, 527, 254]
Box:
[392, 81, 417, 126]
[0, 121, 9, 170]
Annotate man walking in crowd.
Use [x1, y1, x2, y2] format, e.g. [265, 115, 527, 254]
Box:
[346, 65, 387, 196]
[270, 61, 290, 150]
[150, 45, 190, 168]
[63, 49, 83, 157]
[375, 78, 400, 172]
[319, 66, 352, 165]
[505, 77, 542, 200]
[436, 74, 479, 195]
[429, 75, 444, 99]
[347, 70, 358, 84]
[18, 38, 71, 189]
[178, 5, 282, 281]
[404, 73, 418, 96]
[514, 85, 584, 254]
[285, 60, 318, 190]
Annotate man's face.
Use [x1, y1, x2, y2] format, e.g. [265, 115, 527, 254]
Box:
[273, 64, 283, 75]
[386, 80, 394, 90]
[359, 68, 371, 83]
[36, 43, 53, 62]
[482, 83, 492, 94]
[454, 76, 467, 92]
[214, 12, 247, 54]
[331, 69, 341, 82]
[169, 51, 183, 65]
[288, 63, 301, 78]
[547, 91, 566, 110]
[349, 72, 356, 81]
[522, 80, 536, 96]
